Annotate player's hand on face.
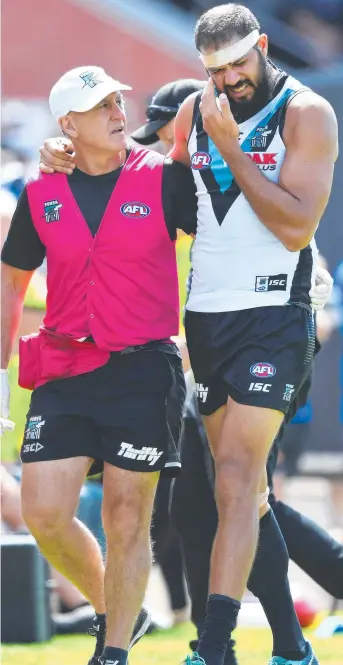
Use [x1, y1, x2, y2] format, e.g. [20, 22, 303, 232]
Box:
[39, 138, 76, 175]
[200, 78, 240, 147]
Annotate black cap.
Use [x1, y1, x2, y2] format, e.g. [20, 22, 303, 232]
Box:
[131, 78, 206, 145]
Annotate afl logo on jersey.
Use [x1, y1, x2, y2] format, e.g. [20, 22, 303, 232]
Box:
[191, 151, 212, 170]
[120, 202, 151, 218]
[250, 362, 276, 378]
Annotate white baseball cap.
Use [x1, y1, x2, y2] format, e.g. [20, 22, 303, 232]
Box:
[49, 66, 132, 121]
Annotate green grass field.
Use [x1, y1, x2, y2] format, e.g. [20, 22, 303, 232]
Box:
[2, 623, 343, 665]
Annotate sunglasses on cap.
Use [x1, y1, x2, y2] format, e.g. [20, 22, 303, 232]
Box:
[146, 104, 180, 121]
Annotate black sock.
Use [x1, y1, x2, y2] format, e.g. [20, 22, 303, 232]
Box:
[102, 646, 128, 665]
[198, 594, 240, 665]
[190, 637, 238, 665]
[247, 510, 306, 659]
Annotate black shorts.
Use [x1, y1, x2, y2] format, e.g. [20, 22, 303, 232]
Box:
[20, 343, 185, 478]
[185, 304, 315, 416]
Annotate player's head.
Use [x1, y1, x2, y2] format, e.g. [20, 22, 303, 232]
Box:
[194, 4, 271, 118]
[49, 66, 132, 153]
[131, 79, 206, 150]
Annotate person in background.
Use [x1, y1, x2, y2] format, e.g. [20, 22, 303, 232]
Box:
[132, 78, 207, 630]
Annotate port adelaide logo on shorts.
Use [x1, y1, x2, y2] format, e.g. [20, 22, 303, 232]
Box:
[120, 202, 151, 218]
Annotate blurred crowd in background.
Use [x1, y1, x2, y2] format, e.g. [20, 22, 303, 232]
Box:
[172, 0, 343, 65]
[2, 0, 343, 184]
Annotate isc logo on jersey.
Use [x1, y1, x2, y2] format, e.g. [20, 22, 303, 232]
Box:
[245, 153, 277, 171]
[191, 151, 212, 170]
[120, 202, 151, 218]
[250, 362, 276, 378]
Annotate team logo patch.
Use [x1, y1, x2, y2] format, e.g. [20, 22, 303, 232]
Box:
[43, 200, 62, 223]
[79, 71, 103, 88]
[250, 362, 276, 378]
[283, 384, 295, 402]
[249, 126, 273, 149]
[191, 151, 212, 170]
[120, 202, 151, 218]
[25, 416, 46, 440]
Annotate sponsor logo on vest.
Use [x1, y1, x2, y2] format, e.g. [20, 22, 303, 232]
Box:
[250, 363, 276, 378]
[43, 200, 62, 223]
[120, 202, 151, 218]
[245, 152, 278, 171]
[79, 70, 103, 88]
[117, 442, 163, 465]
[25, 416, 46, 440]
[255, 274, 287, 292]
[191, 151, 212, 170]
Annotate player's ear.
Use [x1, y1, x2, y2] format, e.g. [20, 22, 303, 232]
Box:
[257, 34, 268, 57]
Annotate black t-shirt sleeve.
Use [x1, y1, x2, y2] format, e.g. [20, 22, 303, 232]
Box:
[1, 187, 46, 270]
[162, 158, 198, 240]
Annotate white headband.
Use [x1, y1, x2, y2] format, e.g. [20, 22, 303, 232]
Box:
[199, 29, 260, 68]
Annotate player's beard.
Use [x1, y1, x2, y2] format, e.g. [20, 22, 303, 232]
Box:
[224, 51, 278, 122]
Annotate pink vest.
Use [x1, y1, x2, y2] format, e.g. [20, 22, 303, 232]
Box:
[21, 148, 179, 389]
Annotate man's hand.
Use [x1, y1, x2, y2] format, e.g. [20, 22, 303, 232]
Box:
[39, 138, 76, 175]
[310, 266, 334, 311]
[199, 78, 239, 148]
[0, 369, 11, 420]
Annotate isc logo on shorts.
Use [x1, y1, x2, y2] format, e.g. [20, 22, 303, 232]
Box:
[191, 151, 212, 170]
[22, 442, 44, 454]
[250, 362, 276, 378]
[120, 202, 151, 218]
[249, 382, 271, 393]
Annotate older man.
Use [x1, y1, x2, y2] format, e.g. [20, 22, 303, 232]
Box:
[1, 66, 197, 665]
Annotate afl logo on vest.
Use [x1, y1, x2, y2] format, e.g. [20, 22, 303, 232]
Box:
[120, 202, 151, 218]
[250, 362, 276, 378]
[191, 151, 212, 170]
